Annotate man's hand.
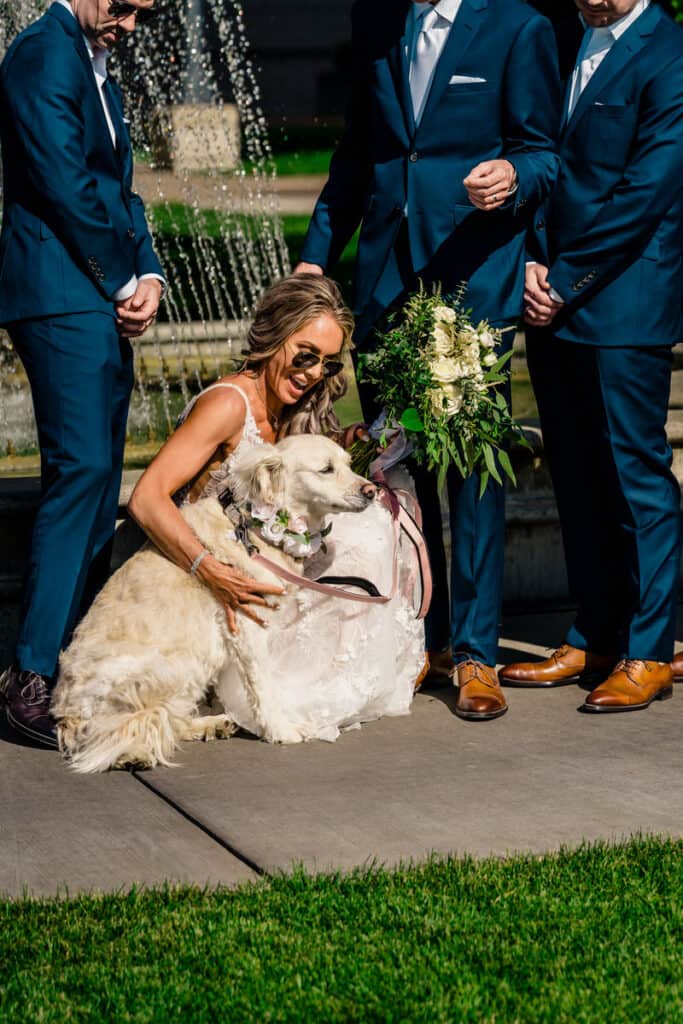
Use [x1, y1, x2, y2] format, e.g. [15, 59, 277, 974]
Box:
[293, 262, 324, 276]
[464, 160, 517, 212]
[524, 263, 563, 327]
[115, 278, 163, 338]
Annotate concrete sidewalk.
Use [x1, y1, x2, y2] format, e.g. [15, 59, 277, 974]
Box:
[2, 607, 682, 899]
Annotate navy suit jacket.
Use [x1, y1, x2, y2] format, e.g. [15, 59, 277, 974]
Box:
[301, 0, 560, 333]
[0, 1, 163, 325]
[532, 3, 683, 347]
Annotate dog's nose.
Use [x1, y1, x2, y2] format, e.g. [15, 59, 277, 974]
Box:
[361, 482, 376, 501]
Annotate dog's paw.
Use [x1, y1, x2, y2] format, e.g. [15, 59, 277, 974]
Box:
[215, 717, 237, 740]
[190, 715, 237, 742]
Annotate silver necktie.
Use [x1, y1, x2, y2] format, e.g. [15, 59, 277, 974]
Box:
[410, 7, 439, 121]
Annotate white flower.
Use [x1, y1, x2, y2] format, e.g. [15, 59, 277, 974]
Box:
[450, 338, 482, 380]
[457, 326, 479, 347]
[251, 502, 277, 522]
[430, 389, 446, 416]
[477, 326, 497, 349]
[483, 351, 497, 367]
[288, 514, 309, 537]
[430, 324, 453, 355]
[282, 533, 320, 558]
[260, 517, 287, 544]
[431, 356, 460, 383]
[434, 304, 457, 324]
[431, 382, 463, 417]
[442, 382, 463, 416]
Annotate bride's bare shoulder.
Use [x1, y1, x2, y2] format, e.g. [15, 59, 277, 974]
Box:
[184, 374, 254, 439]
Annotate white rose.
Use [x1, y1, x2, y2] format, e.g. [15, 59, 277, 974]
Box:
[282, 535, 314, 558]
[442, 382, 463, 416]
[483, 351, 497, 367]
[434, 305, 456, 324]
[288, 515, 309, 536]
[457, 326, 479, 347]
[430, 388, 446, 416]
[478, 326, 497, 349]
[430, 325, 453, 355]
[431, 356, 460, 383]
[260, 518, 287, 544]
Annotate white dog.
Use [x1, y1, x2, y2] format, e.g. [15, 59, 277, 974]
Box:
[52, 435, 375, 773]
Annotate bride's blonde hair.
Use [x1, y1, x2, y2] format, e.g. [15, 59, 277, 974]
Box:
[242, 274, 354, 437]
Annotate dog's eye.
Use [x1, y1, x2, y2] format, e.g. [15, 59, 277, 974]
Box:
[320, 463, 335, 474]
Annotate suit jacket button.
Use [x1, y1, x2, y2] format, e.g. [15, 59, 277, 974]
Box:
[409, 152, 419, 163]
[536, 220, 545, 230]
[127, 228, 136, 240]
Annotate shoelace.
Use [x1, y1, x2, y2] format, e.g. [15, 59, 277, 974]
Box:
[19, 672, 50, 706]
[613, 659, 651, 687]
[458, 660, 497, 688]
[550, 644, 571, 662]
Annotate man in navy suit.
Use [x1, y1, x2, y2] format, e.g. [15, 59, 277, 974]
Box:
[296, 0, 560, 720]
[500, 0, 683, 711]
[0, 0, 164, 745]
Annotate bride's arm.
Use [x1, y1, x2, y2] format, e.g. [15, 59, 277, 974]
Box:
[128, 389, 283, 633]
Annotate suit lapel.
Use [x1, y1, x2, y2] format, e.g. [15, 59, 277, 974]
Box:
[418, 0, 488, 129]
[386, 1, 414, 139]
[47, 2, 120, 169]
[562, 3, 661, 144]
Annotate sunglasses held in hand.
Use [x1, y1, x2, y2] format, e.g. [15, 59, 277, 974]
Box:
[108, 1, 157, 24]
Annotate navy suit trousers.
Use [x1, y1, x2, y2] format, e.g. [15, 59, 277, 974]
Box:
[9, 313, 133, 678]
[527, 329, 681, 662]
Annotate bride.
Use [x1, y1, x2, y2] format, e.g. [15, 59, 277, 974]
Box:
[128, 274, 425, 743]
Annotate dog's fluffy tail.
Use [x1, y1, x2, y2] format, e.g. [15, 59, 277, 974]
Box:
[59, 697, 190, 774]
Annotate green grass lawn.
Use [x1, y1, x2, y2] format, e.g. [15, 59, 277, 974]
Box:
[1, 837, 681, 1023]
[242, 149, 333, 177]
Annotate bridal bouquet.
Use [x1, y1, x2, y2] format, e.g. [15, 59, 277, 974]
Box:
[353, 285, 522, 493]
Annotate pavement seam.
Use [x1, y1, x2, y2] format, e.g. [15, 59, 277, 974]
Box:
[132, 771, 266, 877]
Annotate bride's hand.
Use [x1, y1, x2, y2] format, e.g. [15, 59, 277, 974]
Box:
[196, 555, 284, 633]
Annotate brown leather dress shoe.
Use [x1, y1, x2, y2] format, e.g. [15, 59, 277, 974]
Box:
[671, 650, 683, 682]
[498, 644, 616, 688]
[0, 665, 58, 748]
[581, 660, 673, 714]
[454, 660, 508, 721]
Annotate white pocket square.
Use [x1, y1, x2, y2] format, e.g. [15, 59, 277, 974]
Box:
[449, 75, 487, 84]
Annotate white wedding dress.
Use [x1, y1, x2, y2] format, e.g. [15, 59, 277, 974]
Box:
[178, 383, 425, 743]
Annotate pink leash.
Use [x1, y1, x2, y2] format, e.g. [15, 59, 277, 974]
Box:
[251, 479, 432, 620]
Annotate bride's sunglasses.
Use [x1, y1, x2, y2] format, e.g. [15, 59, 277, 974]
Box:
[108, 2, 157, 24]
[290, 349, 345, 379]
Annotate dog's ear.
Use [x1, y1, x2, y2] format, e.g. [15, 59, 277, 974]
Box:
[229, 444, 286, 507]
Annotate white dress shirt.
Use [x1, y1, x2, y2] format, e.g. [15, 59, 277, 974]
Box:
[567, 0, 650, 119]
[407, 0, 462, 124]
[54, 0, 163, 302]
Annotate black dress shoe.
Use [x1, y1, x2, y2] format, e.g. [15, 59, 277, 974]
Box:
[0, 665, 58, 748]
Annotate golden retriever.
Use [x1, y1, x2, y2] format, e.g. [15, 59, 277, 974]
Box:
[52, 435, 375, 772]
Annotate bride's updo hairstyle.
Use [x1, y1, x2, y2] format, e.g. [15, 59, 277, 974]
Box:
[243, 274, 354, 437]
